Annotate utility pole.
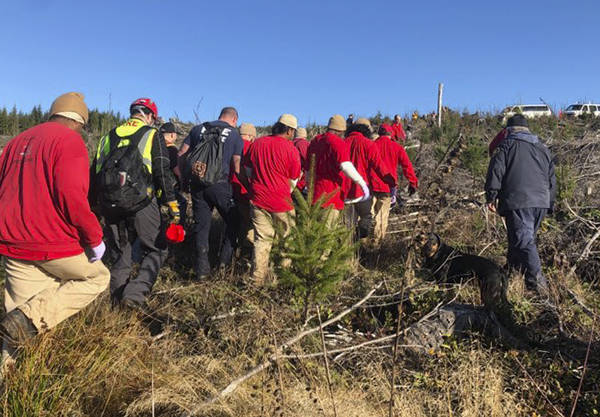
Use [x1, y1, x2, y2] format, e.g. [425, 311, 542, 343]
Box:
[437, 83, 444, 128]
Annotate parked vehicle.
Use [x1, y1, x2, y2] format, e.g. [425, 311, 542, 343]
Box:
[500, 104, 552, 122]
[562, 103, 600, 118]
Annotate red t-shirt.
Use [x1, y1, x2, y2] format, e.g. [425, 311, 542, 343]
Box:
[343, 132, 392, 200]
[231, 139, 252, 199]
[245, 135, 301, 213]
[392, 121, 407, 142]
[0, 122, 103, 260]
[293, 137, 310, 191]
[307, 132, 350, 210]
[371, 135, 418, 193]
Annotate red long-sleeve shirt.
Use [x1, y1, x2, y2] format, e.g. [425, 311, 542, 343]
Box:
[371, 134, 418, 193]
[293, 137, 310, 191]
[392, 121, 407, 142]
[231, 139, 252, 199]
[0, 122, 102, 260]
[343, 132, 393, 200]
[307, 132, 350, 210]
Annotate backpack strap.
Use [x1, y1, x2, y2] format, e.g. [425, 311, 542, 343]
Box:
[101, 125, 154, 170]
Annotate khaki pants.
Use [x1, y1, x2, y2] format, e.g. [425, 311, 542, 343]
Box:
[325, 208, 341, 227]
[4, 253, 110, 332]
[251, 206, 295, 284]
[372, 192, 392, 245]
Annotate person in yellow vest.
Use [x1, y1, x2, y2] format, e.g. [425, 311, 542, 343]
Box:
[90, 98, 179, 310]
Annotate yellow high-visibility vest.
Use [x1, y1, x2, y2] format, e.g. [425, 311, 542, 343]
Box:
[95, 118, 156, 175]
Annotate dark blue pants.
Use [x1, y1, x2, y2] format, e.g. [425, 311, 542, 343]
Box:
[191, 182, 238, 276]
[504, 208, 547, 287]
[108, 199, 168, 304]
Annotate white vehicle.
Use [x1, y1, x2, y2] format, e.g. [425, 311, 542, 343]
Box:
[500, 104, 552, 121]
[562, 103, 600, 117]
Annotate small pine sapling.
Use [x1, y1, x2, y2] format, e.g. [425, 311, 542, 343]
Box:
[273, 156, 356, 320]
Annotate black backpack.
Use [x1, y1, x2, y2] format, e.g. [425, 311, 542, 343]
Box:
[182, 123, 231, 186]
[96, 126, 154, 218]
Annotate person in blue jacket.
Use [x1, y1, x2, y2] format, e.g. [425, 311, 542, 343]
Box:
[485, 114, 556, 297]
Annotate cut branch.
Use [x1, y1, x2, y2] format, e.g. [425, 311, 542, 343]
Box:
[194, 282, 384, 411]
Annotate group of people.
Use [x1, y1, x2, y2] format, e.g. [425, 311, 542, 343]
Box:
[0, 92, 555, 368]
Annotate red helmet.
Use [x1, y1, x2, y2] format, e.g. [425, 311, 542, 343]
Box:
[130, 98, 158, 118]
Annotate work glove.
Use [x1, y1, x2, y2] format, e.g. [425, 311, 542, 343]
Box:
[408, 185, 417, 195]
[359, 182, 371, 202]
[88, 241, 106, 263]
[390, 187, 397, 206]
[161, 200, 181, 224]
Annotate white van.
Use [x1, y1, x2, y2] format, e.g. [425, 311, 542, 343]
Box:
[562, 104, 600, 117]
[500, 104, 552, 121]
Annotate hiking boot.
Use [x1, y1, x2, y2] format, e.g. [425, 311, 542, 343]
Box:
[525, 274, 552, 304]
[121, 298, 152, 318]
[195, 246, 210, 280]
[0, 309, 38, 347]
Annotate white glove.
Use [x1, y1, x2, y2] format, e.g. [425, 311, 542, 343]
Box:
[390, 187, 397, 205]
[359, 182, 371, 202]
[88, 242, 106, 262]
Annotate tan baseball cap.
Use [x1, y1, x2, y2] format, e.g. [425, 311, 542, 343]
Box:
[328, 114, 346, 131]
[50, 92, 89, 124]
[296, 127, 307, 139]
[278, 114, 298, 130]
[239, 123, 256, 137]
[355, 117, 371, 127]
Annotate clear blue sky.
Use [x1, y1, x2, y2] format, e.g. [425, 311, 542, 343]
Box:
[1, 0, 598, 125]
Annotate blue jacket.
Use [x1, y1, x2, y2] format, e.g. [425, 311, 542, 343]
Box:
[485, 128, 556, 215]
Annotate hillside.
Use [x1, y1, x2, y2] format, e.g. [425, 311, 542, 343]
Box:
[0, 112, 599, 416]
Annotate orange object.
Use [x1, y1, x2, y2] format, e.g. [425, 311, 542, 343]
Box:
[166, 223, 185, 244]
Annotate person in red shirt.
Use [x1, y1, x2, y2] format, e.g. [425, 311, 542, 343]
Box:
[488, 127, 508, 156]
[307, 115, 369, 224]
[371, 124, 419, 245]
[293, 127, 310, 193]
[232, 122, 257, 258]
[244, 114, 302, 285]
[343, 118, 394, 239]
[391, 114, 407, 142]
[0, 93, 109, 364]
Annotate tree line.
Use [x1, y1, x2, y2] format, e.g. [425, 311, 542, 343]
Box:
[0, 105, 124, 137]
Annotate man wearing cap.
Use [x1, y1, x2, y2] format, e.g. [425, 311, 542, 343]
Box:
[293, 127, 310, 193]
[0, 92, 109, 360]
[485, 114, 556, 297]
[343, 118, 394, 240]
[244, 114, 302, 285]
[91, 98, 179, 310]
[232, 122, 256, 258]
[307, 115, 369, 223]
[370, 124, 419, 245]
[179, 107, 244, 277]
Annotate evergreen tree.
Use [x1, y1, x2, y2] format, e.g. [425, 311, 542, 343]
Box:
[9, 105, 19, 136]
[0, 108, 8, 135]
[274, 158, 356, 319]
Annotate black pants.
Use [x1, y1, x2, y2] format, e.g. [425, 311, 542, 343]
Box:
[191, 182, 238, 276]
[108, 199, 167, 304]
[504, 208, 547, 287]
[344, 199, 373, 239]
